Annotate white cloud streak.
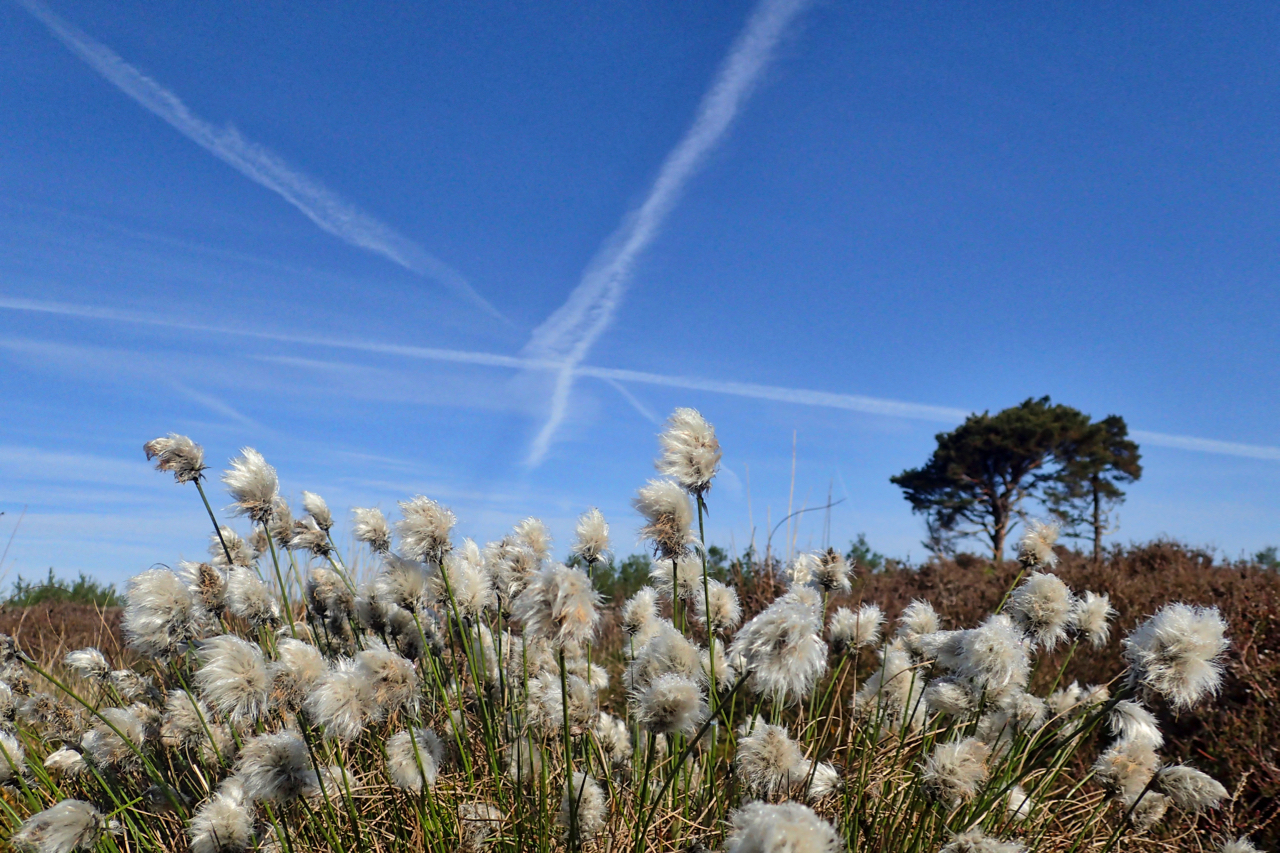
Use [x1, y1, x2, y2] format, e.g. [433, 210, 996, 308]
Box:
[3, 296, 1277, 462]
[16, 0, 505, 322]
[521, 0, 812, 465]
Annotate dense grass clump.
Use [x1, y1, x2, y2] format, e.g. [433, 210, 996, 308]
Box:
[0, 416, 1265, 853]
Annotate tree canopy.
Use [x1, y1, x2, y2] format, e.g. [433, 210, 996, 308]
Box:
[891, 397, 1140, 563]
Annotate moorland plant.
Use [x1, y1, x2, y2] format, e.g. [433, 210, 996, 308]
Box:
[0, 410, 1260, 853]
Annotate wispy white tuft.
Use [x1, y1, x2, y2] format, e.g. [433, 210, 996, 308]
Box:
[1157, 765, 1228, 811]
[143, 434, 206, 483]
[1123, 603, 1230, 710]
[235, 731, 312, 804]
[221, 449, 279, 525]
[193, 635, 270, 726]
[1071, 591, 1115, 648]
[922, 737, 991, 807]
[725, 801, 841, 853]
[730, 588, 828, 703]
[636, 673, 707, 736]
[1018, 520, 1060, 569]
[386, 728, 444, 792]
[570, 508, 611, 566]
[11, 799, 108, 853]
[633, 479, 697, 559]
[352, 507, 393, 554]
[558, 772, 607, 840]
[656, 407, 722, 495]
[396, 496, 456, 564]
[1007, 572, 1075, 651]
[829, 604, 884, 654]
[188, 778, 252, 853]
[511, 563, 600, 649]
[122, 568, 200, 659]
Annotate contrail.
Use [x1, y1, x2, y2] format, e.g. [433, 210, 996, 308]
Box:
[15, 0, 505, 322]
[3, 296, 1278, 462]
[521, 0, 812, 465]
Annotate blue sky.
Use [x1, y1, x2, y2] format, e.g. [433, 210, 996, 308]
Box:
[1, 0, 1277, 586]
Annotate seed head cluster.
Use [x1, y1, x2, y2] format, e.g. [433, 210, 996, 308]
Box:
[0, 411, 1248, 853]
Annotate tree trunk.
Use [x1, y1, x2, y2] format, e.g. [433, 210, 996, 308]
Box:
[1091, 475, 1102, 565]
[991, 504, 1008, 565]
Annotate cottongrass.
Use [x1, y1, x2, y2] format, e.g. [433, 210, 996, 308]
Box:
[0, 411, 1253, 853]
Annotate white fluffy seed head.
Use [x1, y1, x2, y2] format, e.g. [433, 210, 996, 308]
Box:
[571, 508, 610, 565]
[694, 579, 742, 635]
[1108, 700, 1164, 749]
[12, 799, 108, 853]
[649, 553, 704, 602]
[194, 635, 270, 725]
[222, 448, 279, 524]
[897, 600, 941, 651]
[592, 712, 633, 766]
[725, 801, 841, 853]
[788, 552, 820, 588]
[855, 640, 927, 730]
[352, 507, 392, 554]
[270, 638, 327, 711]
[210, 526, 255, 569]
[1007, 572, 1074, 651]
[637, 673, 706, 736]
[729, 590, 828, 704]
[306, 660, 371, 742]
[64, 648, 110, 684]
[225, 566, 280, 629]
[1018, 520, 1059, 569]
[513, 518, 553, 563]
[123, 568, 199, 659]
[1221, 838, 1261, 853]
[1071, 591, 1115, 648]
[813, 549, 852, 592]
[923, 737, 991, 807]
[953, 614, 1032, 699]
[300, 490, 333, 532]
[396, 496, 456, 564]
[289, 517, 331, 557]
[925, 677, 976, 717]
[656, 407, 721, 496]
[188, 778, 252, 853]
[144, 434, 206, 484]
[81, 707, 146, 770]
[1007, 784, 1034, 821]
[621, 587, 660, 643]
[386, 728, 443, 792]
[633, 479, 696, 559]
[735, 717, 805, 798]
[0, 729, 26, 783]
[1157, 765, 1228, 811]
[829, 603, 884, 654]
[558, 772, 607, 840]
[458, 802, 504, 851]
[235, 731, 312, 804]
[941, 829, 1028, 853]
[161, 689, 216, 752]
[626, 620, 702, 693]
[435, 539, 494, 617]
[43, 747, 88, 780]
[1094, 739, 1160, 802]
[1123, 603, 1230, 710]
[511, 563, 600, 649]
[354, 648, 420, 718]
